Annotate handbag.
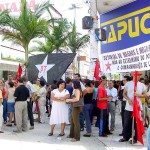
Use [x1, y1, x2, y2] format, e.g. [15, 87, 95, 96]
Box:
[72, 96, 84, 108]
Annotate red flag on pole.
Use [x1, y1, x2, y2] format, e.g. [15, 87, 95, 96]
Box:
[16, 64, 22, 79]
[94, 59, 101, 80]
[132, 71, 145, 145]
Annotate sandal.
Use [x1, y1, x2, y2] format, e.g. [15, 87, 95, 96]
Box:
[119, 138, 128, 142]
[83, 133, 91, 137]
[48, 132, 53, 136]
[58, 133, 65, 136]
[129, 139, 137, 144]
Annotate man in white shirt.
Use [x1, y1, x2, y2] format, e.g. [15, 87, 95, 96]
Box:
[106, 80, 117, 131]
[119, 74, 147, 144]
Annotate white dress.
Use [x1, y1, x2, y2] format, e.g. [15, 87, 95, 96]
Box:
[49, 89, 69, 125]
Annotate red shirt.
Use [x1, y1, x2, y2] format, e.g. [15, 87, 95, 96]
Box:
[97, 85, 108, 109]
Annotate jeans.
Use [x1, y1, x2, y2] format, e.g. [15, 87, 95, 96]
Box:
[68, 104, 72, 123]
[80, 109, 84, 129]
[98, 108, 107, 136]
[2, 99, 7, 122]
[83, 104, 93, 133]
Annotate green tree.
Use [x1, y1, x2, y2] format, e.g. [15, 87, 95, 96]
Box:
[46, 18, 71, 53]
[68, 19, 90, 53]
[30, 39, 55, 54]
[0, 0, 51, 76]
[32, 18, 71, 54]
[68, 20, 90, 73]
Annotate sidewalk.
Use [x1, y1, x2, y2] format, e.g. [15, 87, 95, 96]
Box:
[0, 108, 148, 150]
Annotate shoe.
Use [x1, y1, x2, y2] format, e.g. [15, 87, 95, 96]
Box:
[110, 129, 114, 132]
[119, 138, 128, 142]
[4, 121, 7, 124]
[83, 133, 91, 137]
[129, 139, 137, 144]
[6, 123, 12, 127]
[80, 128, 84, 131]
[0, 131, 4, 133]
[100, 133, 108, 137]
[58, 133, 65, 136]
[29, 126, 34, 130]
[48, 132, 53, 136]
[13, 130, 22, 133]
[71, 138, 79, 142]
[22, 129, 27, 132]
[106, 131, 112, 135]
[119, 133, 123, 136]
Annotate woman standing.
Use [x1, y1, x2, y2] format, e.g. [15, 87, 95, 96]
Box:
[66, 80, 83, 142]
[83, 79, 94, 137]
[6, 82, 15, 126]
[49, 80, 70, 136]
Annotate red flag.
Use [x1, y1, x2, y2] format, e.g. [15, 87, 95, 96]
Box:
[132, 71, 145, 145]
[94, 59, 101, 80]
[16, 64, 22, 79]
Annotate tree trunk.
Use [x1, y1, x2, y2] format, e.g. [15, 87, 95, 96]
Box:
[25, 45, 28, 77]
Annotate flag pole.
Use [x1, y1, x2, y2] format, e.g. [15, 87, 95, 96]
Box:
[132, 117, 134, 145]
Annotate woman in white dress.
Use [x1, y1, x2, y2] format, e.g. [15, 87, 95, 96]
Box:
[48, 80, 70, 136]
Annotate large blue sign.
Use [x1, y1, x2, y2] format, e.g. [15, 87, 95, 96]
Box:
[100, 0, 150, 54]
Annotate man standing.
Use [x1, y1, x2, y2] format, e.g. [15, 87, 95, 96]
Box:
[97, 76, 109, 137]
[119, 74, 147, 144]
[22, 77, 36, 130]
[14, 78, 29, 133]
[5, 74, 14, 88]
[0, 90, 3, 133]
[65, 77, 73, 123]
[106, 80, 117, 132]
[118, 76, 131, 136]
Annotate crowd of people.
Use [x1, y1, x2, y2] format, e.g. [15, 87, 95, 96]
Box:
[0, 73, 150, 143]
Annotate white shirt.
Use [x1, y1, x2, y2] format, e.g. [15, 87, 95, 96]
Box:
[26, 81, 36, 97]
[37, 87, 47, 106]
[125, 81, 146, 111]
[106, 87, 117, 102]
[72, 81, 86, 95]
[80, 81, 86, 92]
[26, 81, 36, 101]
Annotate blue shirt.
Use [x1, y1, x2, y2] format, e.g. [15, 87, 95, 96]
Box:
[66, 85, 73, 98]
[94, 87, 98, 100]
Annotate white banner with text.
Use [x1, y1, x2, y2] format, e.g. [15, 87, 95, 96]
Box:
[102, 40, 150, 73]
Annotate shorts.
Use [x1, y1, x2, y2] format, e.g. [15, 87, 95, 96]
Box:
[7, 102, 15, 113]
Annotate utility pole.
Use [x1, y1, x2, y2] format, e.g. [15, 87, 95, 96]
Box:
[67, 4, 82, 74]
[89, 0, 98, 79]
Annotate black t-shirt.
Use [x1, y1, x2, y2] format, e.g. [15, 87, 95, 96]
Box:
[14, 85, 30, 102]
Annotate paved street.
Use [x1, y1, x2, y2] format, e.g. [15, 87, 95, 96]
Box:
[0, 108, 148, 150]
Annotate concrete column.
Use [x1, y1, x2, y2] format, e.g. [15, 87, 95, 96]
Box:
[89, 0, 98, 80]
